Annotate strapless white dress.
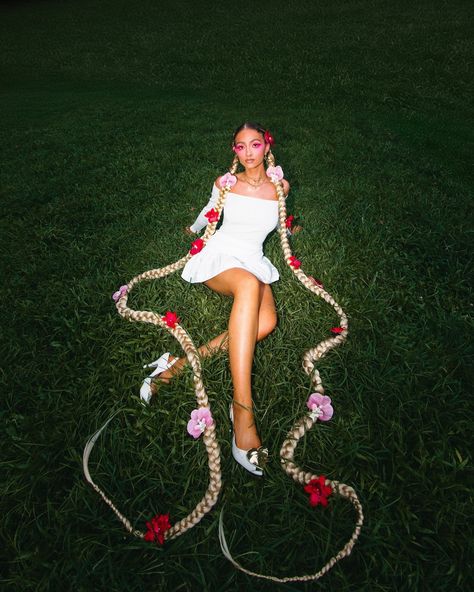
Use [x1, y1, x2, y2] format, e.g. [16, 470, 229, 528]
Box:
[181, 184, 280, 284]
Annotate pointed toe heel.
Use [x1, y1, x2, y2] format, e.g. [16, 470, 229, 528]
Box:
[139, 352, 179, 405]
[229, 403, 268, 477]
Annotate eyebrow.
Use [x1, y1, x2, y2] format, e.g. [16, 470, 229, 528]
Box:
[235, 138, 262, 145]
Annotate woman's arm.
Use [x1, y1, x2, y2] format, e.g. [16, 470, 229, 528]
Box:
[186, 182, 220, 234]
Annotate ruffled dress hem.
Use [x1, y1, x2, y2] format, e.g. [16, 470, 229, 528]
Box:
[181, 251, 279, 284]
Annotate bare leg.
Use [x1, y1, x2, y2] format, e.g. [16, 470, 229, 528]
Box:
[225, 273, 260, 448]
[154, 282, 276, 385]
[152, 271, 277, 450]
[203, 270, 277, 449]
[152, 331, 229, 386]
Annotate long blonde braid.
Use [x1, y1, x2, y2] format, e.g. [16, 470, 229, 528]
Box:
[82, 140, 363, 580]
[82, 157, 240, 541]
[217, 149, 363, 582]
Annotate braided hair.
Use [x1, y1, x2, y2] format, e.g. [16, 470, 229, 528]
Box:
[83, 122, 363, 582]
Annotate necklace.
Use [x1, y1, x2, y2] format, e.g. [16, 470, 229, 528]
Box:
[242, 174, 266, 190]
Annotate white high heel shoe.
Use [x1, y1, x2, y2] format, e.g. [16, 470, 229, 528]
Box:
[140, 352, 179, 405]
[229, 403, 268, 477]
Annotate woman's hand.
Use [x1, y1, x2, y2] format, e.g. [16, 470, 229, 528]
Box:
[184, 226, 196, 236]
[291, 224, 303, 234]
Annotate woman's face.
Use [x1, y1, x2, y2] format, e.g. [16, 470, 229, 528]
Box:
[233, 128, 269, 170]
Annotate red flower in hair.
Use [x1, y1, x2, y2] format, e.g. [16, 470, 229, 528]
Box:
[304, 476, 332, 507]
[264, 130, 275, 146]
[190, 238, 204, 255]
[289, 255, 301, 269]
[162, 311, 180, 328]
[205, 208, 219, 223]
[144, 513, 171, 545]
[331, 326, 344, 335]
[285, 215, 294, 229]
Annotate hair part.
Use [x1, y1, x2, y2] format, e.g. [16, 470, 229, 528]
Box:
[232, 121, 267, 146]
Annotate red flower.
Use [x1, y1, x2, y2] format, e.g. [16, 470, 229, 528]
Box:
[330, 326, 344, 335]
[308, 276, 324, 289]
[190, 238, 204, 255]
[264, 129, 275, 146]
[205, 208, 219, 223]
[304, 476, 332, 507]
[289, 255, 301, 269]
[285, 215, 294, 229]
[162, 311, 180, 328]
[144, 513, 171, 545]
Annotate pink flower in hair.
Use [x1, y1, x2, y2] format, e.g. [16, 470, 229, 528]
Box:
[331, 326, 345, 335]
[285, 215, 294, 229]
[205, 208, 219, 223]
[219, 173, 237, 189]
[264, 130, 275, 146]
[266, 165, 284, 182]
[306, 393, 333, 422]
[187, 407, 214, 439]
[190, 238, 204, 255]
[112, 284, 128, 302]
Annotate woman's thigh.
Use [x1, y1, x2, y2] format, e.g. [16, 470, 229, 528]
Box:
[203, 267, 262, 298]
[204, 268, 276, 316]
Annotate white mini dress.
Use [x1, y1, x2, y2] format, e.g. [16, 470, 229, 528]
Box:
[181, 183, 282, 284]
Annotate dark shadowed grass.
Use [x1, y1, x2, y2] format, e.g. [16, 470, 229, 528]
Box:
[1, 0, 473, 590]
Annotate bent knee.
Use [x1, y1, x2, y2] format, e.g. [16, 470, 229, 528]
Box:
[205, 268, 261, 298]
[258, 310, 278, 339]
[232, 270, 262, 296]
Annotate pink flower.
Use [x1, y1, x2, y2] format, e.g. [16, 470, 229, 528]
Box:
[285, 215, 294, 229]
[289, 255, 301, 269]
[308, 276, 324, 289]
[112, 284, 128, 302]
[205, 208, 219, 223]
[264, 129, 275, 146]
[306, 393, 333, 422]
[219, 173, 237, 189]
[331, 327, 344, 335]
[304, 476, 332, 507]
[266, 165, 284, 182]
[161, 311, 180, 328]
[144, 513, 171, 545]
[190, 238, 204, 255]
[187, 407, 214, 439]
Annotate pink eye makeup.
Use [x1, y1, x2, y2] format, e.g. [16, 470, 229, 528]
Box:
[234, 143, 263, 151]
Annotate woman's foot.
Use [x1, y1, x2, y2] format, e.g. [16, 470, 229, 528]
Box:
[231, 401, 262, 450]
[148, 354, 185, 394]
[230, 402, 268, 476]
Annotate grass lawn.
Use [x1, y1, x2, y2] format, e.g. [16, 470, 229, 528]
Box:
[1, 1, 472, 590]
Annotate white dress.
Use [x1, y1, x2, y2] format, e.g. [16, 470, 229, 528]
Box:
[181, 183, 284, 284]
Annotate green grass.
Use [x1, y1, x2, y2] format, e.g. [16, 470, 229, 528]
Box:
[1, 0, 473, 590]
